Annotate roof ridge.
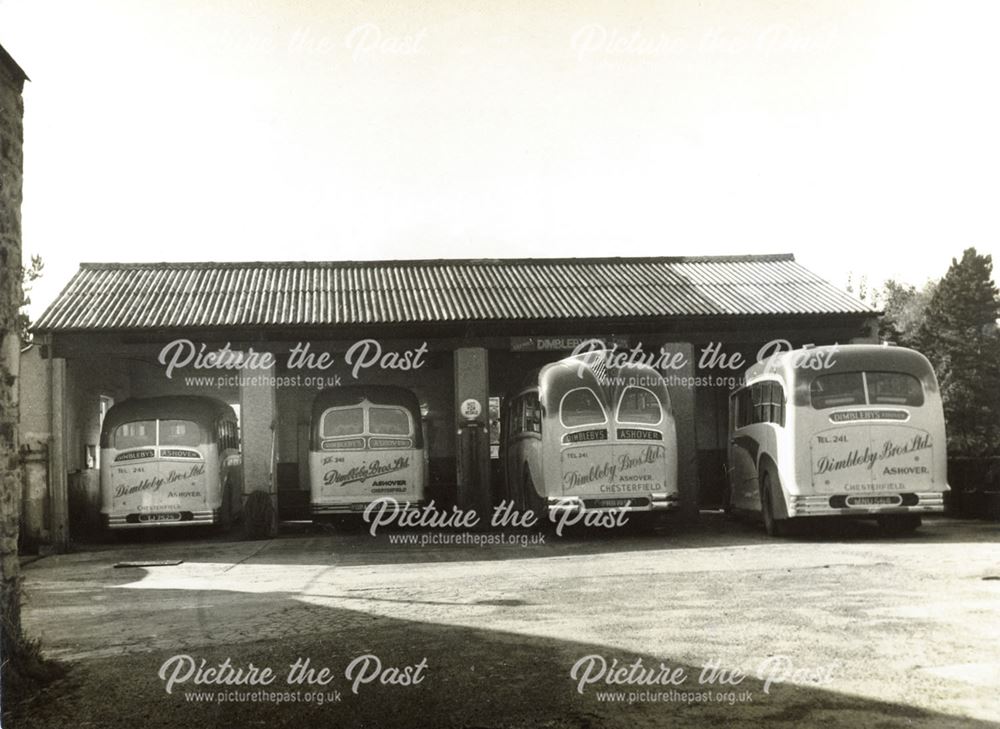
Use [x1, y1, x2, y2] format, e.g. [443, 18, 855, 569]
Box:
[77, 254, 796, 270]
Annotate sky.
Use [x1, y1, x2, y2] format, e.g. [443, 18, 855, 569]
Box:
[1, 0, 998, 319]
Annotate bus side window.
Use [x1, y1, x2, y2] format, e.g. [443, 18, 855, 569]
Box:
[513, 396, 527, 436]
[227, 420, 239, 450]
[766, 383, 776, 424]
[525, 393, 541, 434]
[752, 384, 764, 424]
[771, 383, 785, 426]
[733, 388, 751, 429]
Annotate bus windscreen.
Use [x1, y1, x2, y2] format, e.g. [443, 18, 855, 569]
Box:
[866, 372, 924, 406]
[114, 421, 155, 449]
[323, 407, 364, 437]
[369, 407, 410, 435]
[560, 388, 606, 427]
[617, 387, 662, 425]
[810, 373, 866, 409]
[810, 371, 924, 409]
[159, 420, 202, 447]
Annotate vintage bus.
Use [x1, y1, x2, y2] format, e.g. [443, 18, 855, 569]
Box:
[308, 385, 428, 519]
[501, 351, 679, 522]
[100, 396, 242, 531]
[726, 344, 948, 536]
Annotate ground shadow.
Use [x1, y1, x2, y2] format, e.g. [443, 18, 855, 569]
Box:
[5, 576, 996, 729]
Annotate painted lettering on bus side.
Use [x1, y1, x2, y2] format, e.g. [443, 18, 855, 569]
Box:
[814, 433, 931, 475]
[113, 464, 206, 497]
[564, 461, 617, 489]
[563, 445, 665, 489]
[324, 457, 411, 487]
[617, 445, 664, 472]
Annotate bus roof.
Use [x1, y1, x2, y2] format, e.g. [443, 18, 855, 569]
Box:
[539, 350, 668, 383]
[310, 385, 422, 417]
[101, 396, 237, 435]
[744, 344, 937, 384]
[533, 350, 672, 412]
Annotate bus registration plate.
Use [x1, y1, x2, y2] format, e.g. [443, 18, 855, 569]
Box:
[846, 495, 901, 507]
[139, 513, 181, 523]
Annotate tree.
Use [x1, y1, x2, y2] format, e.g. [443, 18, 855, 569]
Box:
[18, 255, 43, 343]
[917, 248, 1000, 456]
[845, 272, 878, 309]
[878, 279, 937, 347]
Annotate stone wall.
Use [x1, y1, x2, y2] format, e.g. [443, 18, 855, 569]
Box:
[0, 47, 26, 644]
[18, 346, 49, 547]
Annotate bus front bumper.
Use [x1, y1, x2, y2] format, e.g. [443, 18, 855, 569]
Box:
[786, 492, 946, 518]
[547, 493, 680, 514]
[103, 510, 218, 528]
[312, 500, 426, 516]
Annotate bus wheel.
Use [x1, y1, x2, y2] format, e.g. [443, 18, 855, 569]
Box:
[877, 514, 921, 535]
[722, 481, 734, 516]
[523, 472, 546, 528]
[760, 473, 787, 538]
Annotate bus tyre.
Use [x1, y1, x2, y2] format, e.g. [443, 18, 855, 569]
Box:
[877, 514, 921, 535]
[523, 472, 547, 529]
[761, 473, 788, 538]
[722, 481, 734, 516]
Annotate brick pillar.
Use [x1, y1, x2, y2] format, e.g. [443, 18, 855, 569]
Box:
[454, 348, 491, 518]
[240, 364, 278, 538]
[49, 358, 68, 550]
[662, 342, 699, 521]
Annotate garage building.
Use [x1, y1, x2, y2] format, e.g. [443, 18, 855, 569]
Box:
[20, 254, 876, 549]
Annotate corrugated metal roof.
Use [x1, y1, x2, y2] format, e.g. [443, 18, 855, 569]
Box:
[33, 255, 874, 332]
